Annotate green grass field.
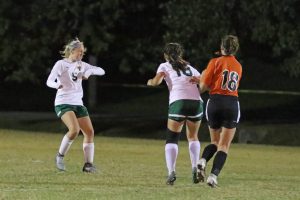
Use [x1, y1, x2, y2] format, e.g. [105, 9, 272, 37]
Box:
[0, 129, 299, 200]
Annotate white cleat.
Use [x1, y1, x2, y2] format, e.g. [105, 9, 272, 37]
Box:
[55, 153, 65, 171]
[197, 158, 206, 182]
[207, 173, 218, 188]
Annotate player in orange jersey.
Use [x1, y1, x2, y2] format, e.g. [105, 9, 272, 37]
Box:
[197, 35, 242, 187]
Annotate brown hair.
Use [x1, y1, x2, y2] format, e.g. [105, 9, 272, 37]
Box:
[221, 35, 239, 55]
[164, 43, 189, 72]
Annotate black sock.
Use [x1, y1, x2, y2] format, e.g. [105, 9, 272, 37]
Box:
[211, 151, 227, 176]
[201, 144, 218, 162]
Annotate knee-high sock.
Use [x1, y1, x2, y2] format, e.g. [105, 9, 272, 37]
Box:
[201, 144, 218, 162]
[165, 143, 178, 175]
[189, 141, 200, 168]
[58, 135, 73, 156]
[83, 143, 94, 163]
[211, 151, 227, 176]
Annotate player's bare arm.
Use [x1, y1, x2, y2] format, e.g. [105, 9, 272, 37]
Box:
[199, 82, 210, 94]
[147, 72, 165, 86]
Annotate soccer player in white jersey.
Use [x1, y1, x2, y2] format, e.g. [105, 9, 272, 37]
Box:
[46, 38, 105, 172]
[147, 43, 203, 185]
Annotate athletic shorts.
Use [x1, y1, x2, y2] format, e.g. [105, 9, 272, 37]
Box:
[168, 99, 203, 122]
[54, 104, 89, 118]
[206, 94, 240, 129]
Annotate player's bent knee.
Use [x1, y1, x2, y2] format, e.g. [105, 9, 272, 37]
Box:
[68, 127, 80, 136]
[86, 129, 94, 136]
[166, 129, 180, 144]
[83, 130, 94, 139]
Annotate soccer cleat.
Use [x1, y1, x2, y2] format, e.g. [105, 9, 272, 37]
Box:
[166, 171, 176, 185]
[207, 174, 218, 188]
[197, 158, 206, 182]
[55, 153, 65, 171]
[82, 162, 97, 173]
[192, 167, 199, 184]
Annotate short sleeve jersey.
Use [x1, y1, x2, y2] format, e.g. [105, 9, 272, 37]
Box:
[157, 62, 202, 104]
[202, 56, 242, 97]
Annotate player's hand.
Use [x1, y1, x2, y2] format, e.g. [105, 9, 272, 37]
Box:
[189, 76, 200, 84]
[147, 79, 153, 86]
[82, 76, 88, 80]
[58, 85, 63, 89]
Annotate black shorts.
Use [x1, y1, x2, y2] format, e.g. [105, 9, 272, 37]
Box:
[206, 94, 240, 129]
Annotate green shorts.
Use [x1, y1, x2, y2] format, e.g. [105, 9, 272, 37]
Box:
[54, 104, 89, 118]
[168, 99, 203, 122]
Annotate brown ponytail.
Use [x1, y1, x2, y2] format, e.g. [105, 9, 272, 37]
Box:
[164, 43, 189, 72]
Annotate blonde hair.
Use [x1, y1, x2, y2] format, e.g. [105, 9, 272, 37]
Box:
[60, 38, 87, 58]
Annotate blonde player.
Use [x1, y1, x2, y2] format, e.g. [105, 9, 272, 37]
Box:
[147, 43, 203, 185]
[46, 38, 105, 172]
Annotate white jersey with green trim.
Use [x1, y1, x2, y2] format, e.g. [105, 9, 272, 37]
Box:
[46, 59, 105, 106]
[157, 62, 202, 104]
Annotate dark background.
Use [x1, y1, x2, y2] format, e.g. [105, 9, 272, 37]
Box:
[0, 0, 299, 145]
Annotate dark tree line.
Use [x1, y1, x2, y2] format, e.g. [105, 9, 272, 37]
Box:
[163, 0, 300, 77]
[0, 0, 299, 86]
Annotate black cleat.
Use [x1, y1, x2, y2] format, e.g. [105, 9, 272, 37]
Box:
[166, 171, 176, 185]
[192, 167, 200, 184]
[82, 162, 97, 173]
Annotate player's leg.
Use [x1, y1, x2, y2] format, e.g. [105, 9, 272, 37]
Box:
[61, 111, 81, 140]
[77, 107, 96, 173]
[217, 127, 236, 153]
[207, 127, 236, 187]
[184, 99, 203, 183]
[197, 128, 220, 182]
[197, 98, 220, 181]
[165, 119, 184, 185]
[201, 128, 220, 163]
[207, 96, 240, 187]
[207, 128, 235, 187]
[56, 111, 80, 171]
[186, 120, 201, 183]
[165, 100, 187, 185]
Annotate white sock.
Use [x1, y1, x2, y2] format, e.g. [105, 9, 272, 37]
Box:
[189, 141, 200, 168]
[83, 143, 94, 163]
[165, 143, 178, 175]
[58, 135, 73, 156]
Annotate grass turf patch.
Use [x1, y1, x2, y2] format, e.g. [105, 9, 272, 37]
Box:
[0, 129, 299, 200]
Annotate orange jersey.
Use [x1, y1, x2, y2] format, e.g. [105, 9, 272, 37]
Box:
[202, 55, 242, 97]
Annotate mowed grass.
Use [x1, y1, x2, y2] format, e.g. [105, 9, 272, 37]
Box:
[0, 129, 299, 200]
